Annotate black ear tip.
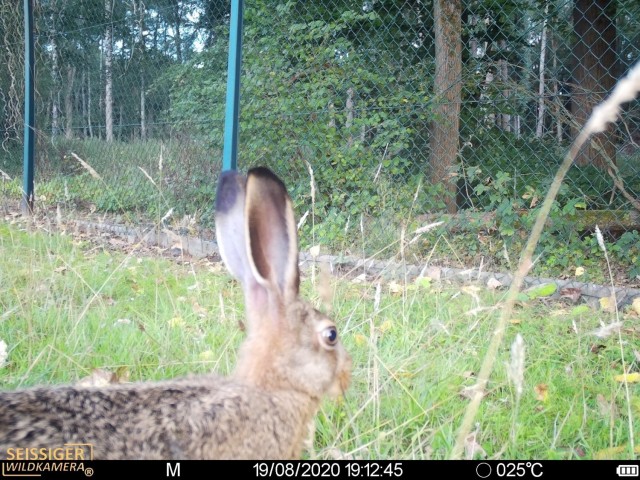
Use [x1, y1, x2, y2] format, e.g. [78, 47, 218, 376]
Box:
[248, 167, 287, 191]
[215, 170, 245, 214]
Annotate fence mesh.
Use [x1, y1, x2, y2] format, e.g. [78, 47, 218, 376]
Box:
[1, 0, 639, 280]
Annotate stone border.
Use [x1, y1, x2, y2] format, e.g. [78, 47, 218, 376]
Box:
[72, 219, 640, 307]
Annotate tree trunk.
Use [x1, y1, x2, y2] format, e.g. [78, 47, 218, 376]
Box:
[64, 65, 76, 140]
[98, 42, 103, 140]
[140, 76, 146, 141]
[50, 29, 60, 138]
[468, 14, 479, 58]
[87, 69, 93, 138]
[536, 3, 549, 139]
[81, 70, 87, 138]
[552, 33, 562, 142]
[571, 0, 617, 168]
[498, 40, 510, 132]
[138, 0, 147, 140]
[174, 1, 183, 63]
[104, 0, 114, 142]
[431, 0, 462, 214]
[481, 71, 495, 127]
[118, 104, 123, 141]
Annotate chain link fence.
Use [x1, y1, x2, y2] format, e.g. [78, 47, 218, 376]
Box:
[1, 0, 639, 279]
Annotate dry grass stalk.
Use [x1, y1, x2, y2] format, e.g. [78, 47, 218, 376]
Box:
[451, 60, 640, 459]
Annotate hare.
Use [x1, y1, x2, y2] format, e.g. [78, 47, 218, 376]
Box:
[0, 167, 351, 460]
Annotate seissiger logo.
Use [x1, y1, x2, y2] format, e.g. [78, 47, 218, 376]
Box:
[1, 444, 94, 477]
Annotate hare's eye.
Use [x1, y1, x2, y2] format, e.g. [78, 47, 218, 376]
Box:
[320, 326, 339, 348]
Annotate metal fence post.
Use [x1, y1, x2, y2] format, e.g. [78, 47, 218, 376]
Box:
[222, 0, 244, 173]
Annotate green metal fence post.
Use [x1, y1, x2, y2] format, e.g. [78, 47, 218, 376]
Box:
[21, 0, 35, 214]
[221, 0, 244, 172]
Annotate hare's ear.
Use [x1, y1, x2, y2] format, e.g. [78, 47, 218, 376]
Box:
[215, 170, 261, 292]
[245, 167, 300, 300]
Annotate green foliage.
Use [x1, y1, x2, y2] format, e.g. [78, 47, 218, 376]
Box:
[167, 1, 431, 222]
[609, 230, 640, 278]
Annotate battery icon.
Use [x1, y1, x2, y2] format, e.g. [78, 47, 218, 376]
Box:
[617, 465, 639, 477]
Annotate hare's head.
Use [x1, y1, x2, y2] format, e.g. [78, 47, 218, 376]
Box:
[215, 168, 351, 401]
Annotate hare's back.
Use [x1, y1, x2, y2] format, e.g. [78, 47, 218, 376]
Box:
[0, 375, 308, 459]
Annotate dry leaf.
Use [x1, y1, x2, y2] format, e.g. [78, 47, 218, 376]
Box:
[192, 302, 208, 317]
[461, 285, 481, 304]
[460, 383, 487, 400]
[594, 445, 640, 459]
[599, 296, 616, 312]
[324, 448, 355, 460]
[114, 366, 130, 383]
[487, 277, 502, 289]
[76, 369, 117, 388]
[199, 350, 214, 361]
[534, 383, 548, 402]
[388, 281, 404, 294]
[354, 334, 367, 347]
[169, 316, 185, 328]
[560, 287, 582, 303]
[377, 320, 393, 334]
[464, 431, 487, 460]
[614, 372, 640, 383]
[352, 273, 367, 283]
[573, 446, 586, 457]
[461, 285, 481, 294]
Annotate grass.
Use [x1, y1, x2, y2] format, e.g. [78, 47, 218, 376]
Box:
[0, 219, 638, 459]
[0, 221, 241, 385]
[1, 137, 219, 223]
